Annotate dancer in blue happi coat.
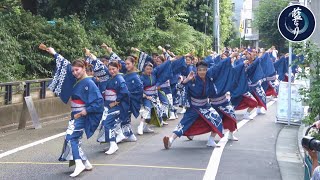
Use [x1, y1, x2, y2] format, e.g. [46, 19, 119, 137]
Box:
[163, 61, 223, 149]
[260, 50, 278, 98]
[231, 53, 258, 120]
[241, 50, 267, 117]
[249, 50, 267, 111]
[96, 61, 130, 155]
[42, 45, 104, 177]
[207, 52, 239, 141]
[178, 56, 196, 114]
[138, 59, 173, 135]
[154, 55, 172, 121]
[121, 56, 144, 142]
[160, 48, 188, 120]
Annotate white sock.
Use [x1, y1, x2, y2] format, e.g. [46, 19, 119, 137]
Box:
[169, 137, 174, 144]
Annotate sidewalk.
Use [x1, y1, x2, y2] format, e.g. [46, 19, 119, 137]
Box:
[276, 125, 304, 180]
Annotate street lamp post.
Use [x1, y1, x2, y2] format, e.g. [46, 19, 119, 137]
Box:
[213, 0, 220, 54]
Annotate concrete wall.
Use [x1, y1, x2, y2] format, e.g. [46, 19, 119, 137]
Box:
[0, 97, 70, 132]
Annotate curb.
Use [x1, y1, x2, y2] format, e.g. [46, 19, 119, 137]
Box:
[298, 124, 306, 161]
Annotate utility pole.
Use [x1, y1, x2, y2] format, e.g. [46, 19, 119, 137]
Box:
[213, 0, 220, 54]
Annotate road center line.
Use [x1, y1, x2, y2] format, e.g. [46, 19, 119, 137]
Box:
[203, 100, 276, 180]
[0, 161, 206, 171]
[0, 132, 65, 159]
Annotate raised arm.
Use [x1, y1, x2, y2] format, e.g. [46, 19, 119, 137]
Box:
[39, 44, 76, 103]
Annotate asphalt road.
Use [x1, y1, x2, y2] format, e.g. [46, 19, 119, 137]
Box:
[0, 102, 283, 180]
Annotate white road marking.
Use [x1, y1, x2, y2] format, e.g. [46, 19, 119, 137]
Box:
[203, 100, 276, 180]
[0, 132, 65, 159]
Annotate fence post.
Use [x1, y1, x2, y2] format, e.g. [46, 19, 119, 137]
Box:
[40, 81, 46, 99]
[24, 83, 30, 97]
[4, 85, 12, 105]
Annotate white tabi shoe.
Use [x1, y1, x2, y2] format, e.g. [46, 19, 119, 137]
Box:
[84, 160, 93, 171]
[228, 132, 239, 141]
[256, 108, 266, 115]
[243, 112, 253, 120]
[70, 159, 85, 177]
[124, 134, 137, 142]
[175, 113, 178, 119]
[137, 123, 144, 135]
[105, 142, 118, 155]
[179, 107, 186, 114]
[169, 112, 176, 120]
[162, 121, 169, 125]
[206, 136, 220, 147]
[143, 125, 155, 133]
[116, 131, 126, 143]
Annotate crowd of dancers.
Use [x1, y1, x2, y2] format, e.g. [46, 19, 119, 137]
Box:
[38, 43, 298, 177]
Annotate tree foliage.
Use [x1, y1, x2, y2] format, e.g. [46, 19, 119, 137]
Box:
[295, 41, 320, 125]
[254, 0, 290, 52]
[0, 0, 229, 82]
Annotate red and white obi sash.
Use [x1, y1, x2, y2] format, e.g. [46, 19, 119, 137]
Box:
[105, 89, 117, 101]
[209, 95, 228, 106]
[144, 85, 157, 96]
[71, 99, 85, 112]
[190, 97, 208, 107]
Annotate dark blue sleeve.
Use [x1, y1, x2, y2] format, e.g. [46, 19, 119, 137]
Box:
[116, 80, 130, 102]
[171, 56, 187, 75]
[48, 53, 76, 104]
[153, 60, 173, 85]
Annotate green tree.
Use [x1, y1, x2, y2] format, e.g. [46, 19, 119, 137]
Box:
[186, 0, 234, 47]
[254, 0, 290, 52]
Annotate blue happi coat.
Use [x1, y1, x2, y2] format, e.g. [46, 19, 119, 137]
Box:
[48, 54, 104, 139]
[247, 57, 267, 109]
[173, 75, 223, 137]
[124, 72, 143, 118]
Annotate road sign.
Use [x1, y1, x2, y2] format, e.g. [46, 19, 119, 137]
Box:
[278, 4, 316, 42]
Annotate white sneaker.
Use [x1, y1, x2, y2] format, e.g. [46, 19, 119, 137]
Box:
[206, 136, 220, 147]
[137, 124, 144, 135]
[169, 112, 176, 120]
[243, 112, 253, 120]
[70, 160, 85, 177]
[175, 113, 178, 119]
[84, 160, 93, 171]
[105, 142, 118, 155]
[124, 134, 137, 142]
[228, 132, 239, 141]
[179, 107, 186, 114]
[116, 131, 126, 143]
[143, 125, 154, 133]
[256, 108, 266, 115]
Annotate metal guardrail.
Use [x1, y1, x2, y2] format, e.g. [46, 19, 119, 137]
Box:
[0, 78, 53, 105]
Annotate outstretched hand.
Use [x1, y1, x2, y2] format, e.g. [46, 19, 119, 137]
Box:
[101, 43, 112, 53]
[83, 48, 91, 56]
[46, 47, 56, 55]
[187, 71, 195, 81]
[39, 43, 56, 55]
